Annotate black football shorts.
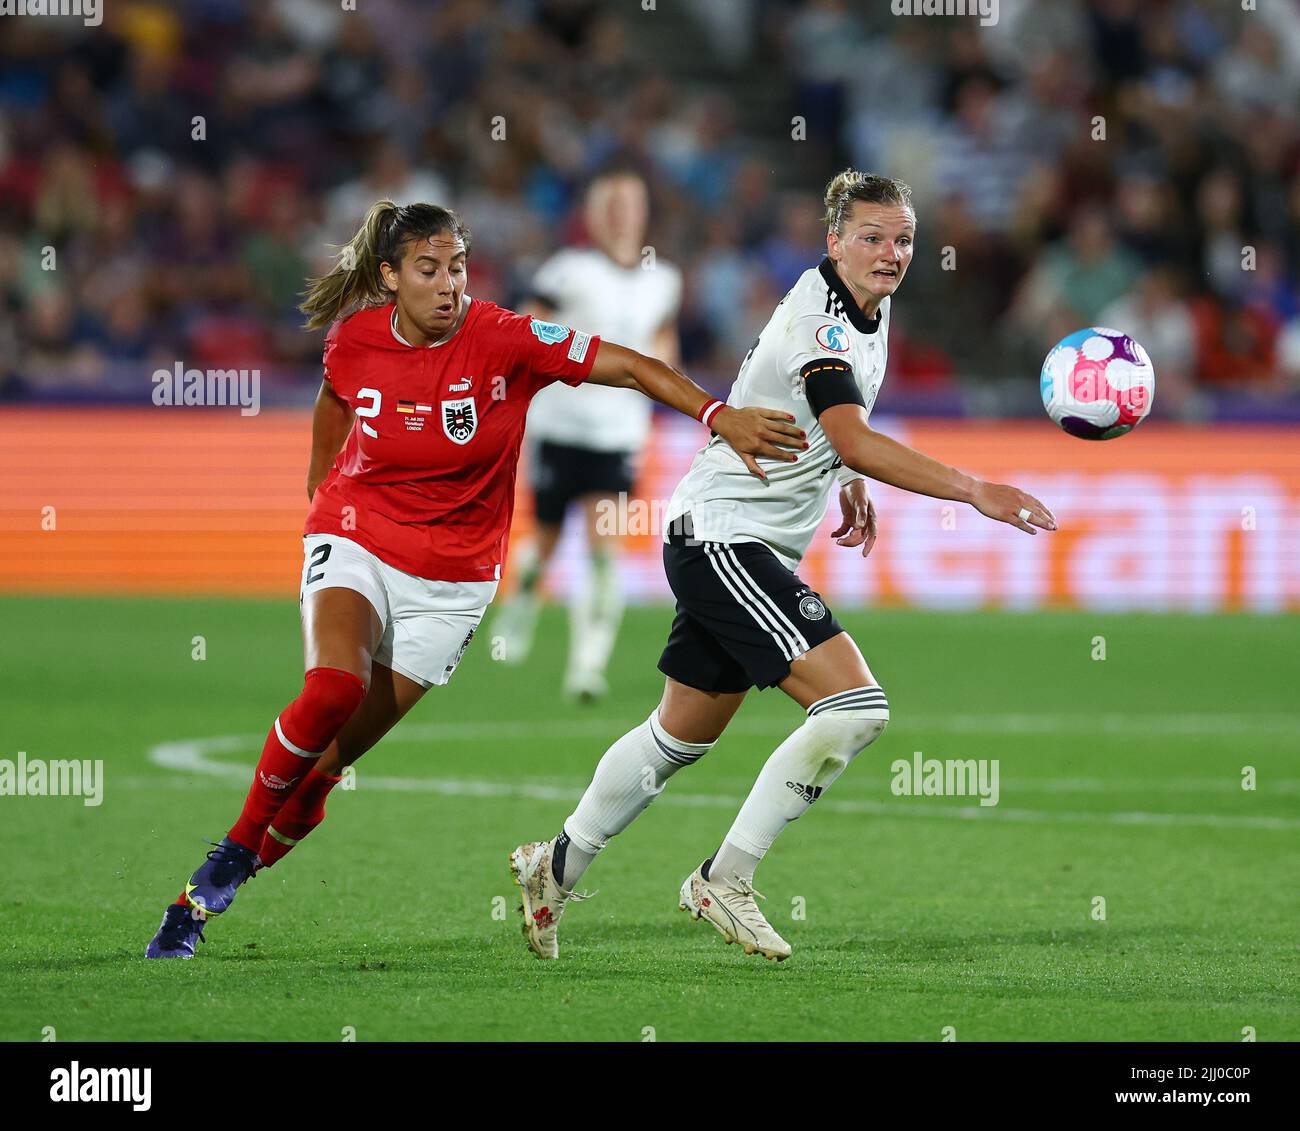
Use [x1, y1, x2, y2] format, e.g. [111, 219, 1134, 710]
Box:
[529, 440, 636, 525]
[657, 518, 845, 693]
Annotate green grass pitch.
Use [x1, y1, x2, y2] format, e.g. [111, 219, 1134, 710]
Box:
[1, 595, 1297, 1042]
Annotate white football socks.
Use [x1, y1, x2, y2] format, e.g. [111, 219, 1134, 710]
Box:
[557, 710, 713, 887]
[709, 687, 890, 888]
[493, 542, 542, 665]
[566, 549, 624, 689]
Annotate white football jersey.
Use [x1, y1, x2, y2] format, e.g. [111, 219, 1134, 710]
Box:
[526, 248, 682, 452]
[666, 259, 890, 569]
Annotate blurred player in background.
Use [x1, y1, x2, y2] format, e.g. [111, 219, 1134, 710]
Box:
[492, 165, 682, 701]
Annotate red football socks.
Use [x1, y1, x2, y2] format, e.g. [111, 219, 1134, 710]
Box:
[227, 667, 364, 853]
[257, 768, 344, 866]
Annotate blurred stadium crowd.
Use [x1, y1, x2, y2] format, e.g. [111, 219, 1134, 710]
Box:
[1, 0, 1298, 417]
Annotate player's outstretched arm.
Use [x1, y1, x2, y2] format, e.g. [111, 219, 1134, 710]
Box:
[821, 403, 1057, 534]
[586, 340, 806, 480]
[307, 379, 354, 501]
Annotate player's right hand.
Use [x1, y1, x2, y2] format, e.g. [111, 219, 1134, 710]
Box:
[712, 407, 806, 481]
[971, 481, 1058, 534]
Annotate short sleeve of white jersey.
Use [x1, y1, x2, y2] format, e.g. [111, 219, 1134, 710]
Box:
[530, 250, 576, 308]
[658, 261, 684, 326]
[777, 309, 855, 387]
[777, 311, 868, 487]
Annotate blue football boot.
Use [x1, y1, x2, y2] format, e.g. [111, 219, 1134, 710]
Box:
[144, 903, 207, 959]
[183, 836, 260, 916]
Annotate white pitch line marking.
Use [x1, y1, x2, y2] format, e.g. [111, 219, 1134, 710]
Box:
[147, 734, 1300, 832]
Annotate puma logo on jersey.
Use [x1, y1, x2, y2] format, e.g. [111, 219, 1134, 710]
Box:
[449, 377, 473, 392]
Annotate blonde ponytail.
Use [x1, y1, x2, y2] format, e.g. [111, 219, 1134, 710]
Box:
[822, 169, 914, 235]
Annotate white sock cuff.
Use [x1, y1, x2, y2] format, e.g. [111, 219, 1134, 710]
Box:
[562, 819, 604, 855]
[647, 710, 714, 767]
[807, 686, 890, 720]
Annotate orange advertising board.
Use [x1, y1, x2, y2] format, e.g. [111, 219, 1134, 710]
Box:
[1, 409, 1297, 611]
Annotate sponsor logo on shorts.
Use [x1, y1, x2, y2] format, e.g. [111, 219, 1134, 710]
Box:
[529, 318, 572, 345]
[442, 397, 477, 444]
[815, 323, 850, 353]
[798, 593, 827, 621]
[446, 625, 477, 675]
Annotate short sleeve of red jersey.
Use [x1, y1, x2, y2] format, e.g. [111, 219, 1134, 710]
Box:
[321, 318, 360, 401]
[503, 309, 601, 394]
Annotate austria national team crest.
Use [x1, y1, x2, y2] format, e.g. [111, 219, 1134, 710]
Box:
[442, 397, 477, 444]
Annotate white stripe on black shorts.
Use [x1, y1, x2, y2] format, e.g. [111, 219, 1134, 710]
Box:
[658, 528, 844, 693]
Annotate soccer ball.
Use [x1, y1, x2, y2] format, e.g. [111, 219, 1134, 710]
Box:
[1040, 327, 1155, 440]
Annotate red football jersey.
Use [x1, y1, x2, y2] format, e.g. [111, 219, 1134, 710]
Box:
[304, 299, 600, 581]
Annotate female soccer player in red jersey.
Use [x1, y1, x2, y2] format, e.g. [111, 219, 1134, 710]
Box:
[145, 200, 804, 958]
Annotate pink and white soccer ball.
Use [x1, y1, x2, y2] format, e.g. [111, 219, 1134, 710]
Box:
[1040, 328, 1155, 440]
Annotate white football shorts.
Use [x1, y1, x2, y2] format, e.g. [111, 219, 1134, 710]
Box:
[300, 534, 497, 688]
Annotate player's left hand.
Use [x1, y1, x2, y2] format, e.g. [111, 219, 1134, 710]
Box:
[712, 406, 806, 481]
[832, 479, 877, 557]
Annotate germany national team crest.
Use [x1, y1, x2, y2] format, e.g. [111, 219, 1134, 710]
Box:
[798, 592, 827, 621]
[442, 397, 477, 444]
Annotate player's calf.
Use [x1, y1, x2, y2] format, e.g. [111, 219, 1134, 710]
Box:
[257, 767, 344, 866]
[559, 709, 716, 886]
[709, 687, 889, 888]
[227, 666, 365, 853]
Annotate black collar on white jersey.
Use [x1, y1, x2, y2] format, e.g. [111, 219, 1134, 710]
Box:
[818, 258, 883, 335]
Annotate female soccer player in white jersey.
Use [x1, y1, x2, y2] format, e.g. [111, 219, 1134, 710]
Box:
[510, 170, 1058, 961]
[492, 165, 682, 701]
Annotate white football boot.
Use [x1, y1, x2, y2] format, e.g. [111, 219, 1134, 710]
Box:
[678, 863, 792, 961]
[509, 839, 590, 960]
[563, 666, 608, 704]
